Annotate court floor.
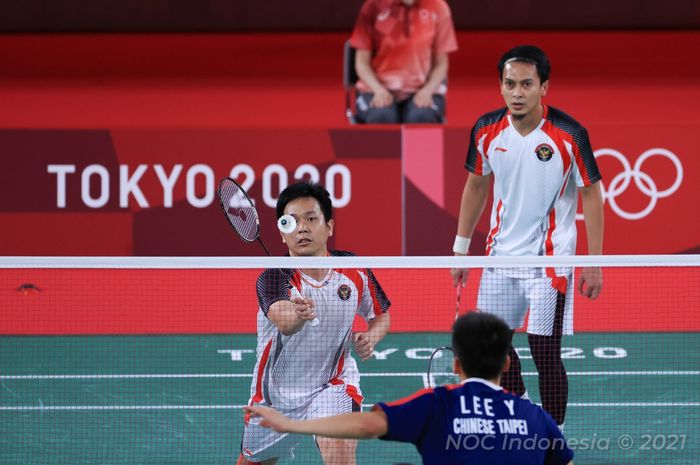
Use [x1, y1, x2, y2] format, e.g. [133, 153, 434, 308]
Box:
[1, 332, 698, 464]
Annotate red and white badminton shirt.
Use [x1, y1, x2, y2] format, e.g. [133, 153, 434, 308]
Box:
[249, 250, 390, 411]
[466, 105, 601, 259]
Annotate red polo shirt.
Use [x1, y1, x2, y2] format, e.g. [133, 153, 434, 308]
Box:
[350, 0, 458, 100]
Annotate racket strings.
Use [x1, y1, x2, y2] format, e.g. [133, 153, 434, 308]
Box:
[427, 346, 458, 388]
[219, 180, 260, 242]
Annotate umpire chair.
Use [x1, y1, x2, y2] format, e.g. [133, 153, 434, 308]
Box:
[343, 40, 360, 124]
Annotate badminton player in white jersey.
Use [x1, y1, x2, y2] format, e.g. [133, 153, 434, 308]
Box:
[450, 45, 604, 429]
[238, 182, 391, 465]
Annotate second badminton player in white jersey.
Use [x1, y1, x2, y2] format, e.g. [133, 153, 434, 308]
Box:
[239, 182, 391, 465]
[451, 45, 604, 429]
[468, 103, 599, 260]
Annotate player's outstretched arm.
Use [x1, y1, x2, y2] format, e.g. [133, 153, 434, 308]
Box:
[451, 173, 490, 287]
[244, 405, 389, 439]
[268, 297, 316, 335]
[578, 182, 604, 299]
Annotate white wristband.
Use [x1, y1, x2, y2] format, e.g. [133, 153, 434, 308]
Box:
[453, 235, 471, 255]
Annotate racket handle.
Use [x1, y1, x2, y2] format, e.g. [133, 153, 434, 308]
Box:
[310, 317, 320, 327]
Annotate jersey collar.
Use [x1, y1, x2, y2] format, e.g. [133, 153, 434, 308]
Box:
[461, 377, 503, 391]
[505, 104, 549, 124]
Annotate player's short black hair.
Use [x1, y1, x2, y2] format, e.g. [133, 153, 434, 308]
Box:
[452, 312, 511, 379]
[498, 45, 551, 84]
[276, 182, 333, 222]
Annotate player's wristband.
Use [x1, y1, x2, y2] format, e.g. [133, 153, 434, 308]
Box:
[452, 235, 471, 255]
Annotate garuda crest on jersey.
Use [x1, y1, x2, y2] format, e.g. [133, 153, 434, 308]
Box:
[337, 284, 352, 301]
[535, 143, 555, 162]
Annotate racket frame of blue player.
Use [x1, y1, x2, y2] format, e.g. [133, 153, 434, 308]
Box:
[426, 286, 464, 387]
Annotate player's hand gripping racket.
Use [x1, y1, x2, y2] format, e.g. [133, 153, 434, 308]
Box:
[426, 286, 463, 387]
[217, 177, 318, 326]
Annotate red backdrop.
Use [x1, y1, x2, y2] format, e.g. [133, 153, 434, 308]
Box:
[0, 31, 698, 335]
[0, 125, 696, 256]
[0, 128, 402, 256]
[1, 31, 698, 256]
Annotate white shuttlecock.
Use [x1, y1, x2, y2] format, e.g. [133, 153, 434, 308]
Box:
[277, 215, 297, 234]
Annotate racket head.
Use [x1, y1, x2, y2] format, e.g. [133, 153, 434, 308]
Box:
[427, 346, 459, 388]
[218, 178, 261, 243]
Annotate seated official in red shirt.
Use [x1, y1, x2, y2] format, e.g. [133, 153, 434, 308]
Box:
[350, 0, 458, 124]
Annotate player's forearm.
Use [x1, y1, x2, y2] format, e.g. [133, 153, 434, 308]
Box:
[456, 174, 490, 243]
[268, 302, 305, 336]
[355, 50, 387, 95]
[367, 311, 390, 343]
[289, 411, 388, 439]
[420, 53, 448, 95]
[580, 182, 604, 255]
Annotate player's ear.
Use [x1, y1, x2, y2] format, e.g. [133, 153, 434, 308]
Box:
[502, 354, 511, 374]
[540, 80, 549, 97]
[327, 219, 334, 237]
[453, 357, 464, 377]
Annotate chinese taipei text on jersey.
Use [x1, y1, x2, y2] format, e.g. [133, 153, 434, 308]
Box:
[375, 378, 574, 465]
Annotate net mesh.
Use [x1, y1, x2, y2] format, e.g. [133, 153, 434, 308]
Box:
[1, 256, 698, 465]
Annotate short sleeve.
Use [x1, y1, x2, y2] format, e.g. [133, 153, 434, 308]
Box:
[373, 388, 436, 444]
[571, 126, 601, 187]
[256, 269, 293, 317]
[349, 0, 376, 51]
[366, 268, 391, 312]
[357, 268, 391, 321]
[465, 122, 492, 176]
[433, 1, 458, 55]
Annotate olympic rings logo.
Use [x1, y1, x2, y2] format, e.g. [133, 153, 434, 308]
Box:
[577, 148, 684, 221]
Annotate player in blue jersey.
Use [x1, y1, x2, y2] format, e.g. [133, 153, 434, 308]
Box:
[245, 312, 574, 465]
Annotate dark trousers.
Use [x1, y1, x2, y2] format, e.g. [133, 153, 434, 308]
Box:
[355, 93, 446, 124]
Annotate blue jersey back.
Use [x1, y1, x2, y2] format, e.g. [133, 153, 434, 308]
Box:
[374, 378, 573, 465]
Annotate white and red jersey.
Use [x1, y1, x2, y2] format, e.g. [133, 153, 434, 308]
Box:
[250, 250, 390, 410]
[466, 105, 601, 260]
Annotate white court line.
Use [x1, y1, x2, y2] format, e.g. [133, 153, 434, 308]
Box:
[426, 371, 700, 377]
[2, 371, 698, 380]
[0, 374, 252, 380]
[2, 402, 699, 411]
[0, 372, 424, 380]
[567, 403, 700, 407]
[0, 405, 246, 411]
[562, 371, 700, 376]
